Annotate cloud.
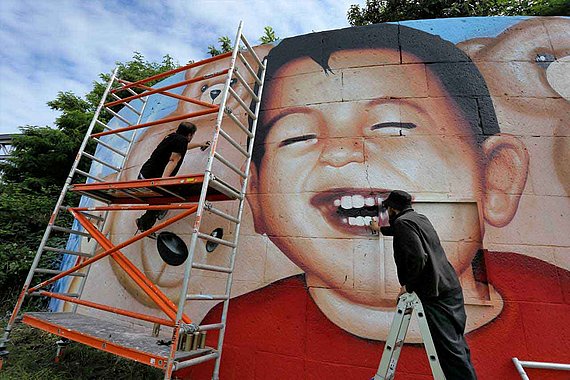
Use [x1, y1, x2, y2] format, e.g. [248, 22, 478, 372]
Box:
[0, 0, 359, 134]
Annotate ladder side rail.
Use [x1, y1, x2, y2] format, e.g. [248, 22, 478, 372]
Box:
[212, 56, 267, 380]
[413, 298, 446, 379]
[1, 67, 120, 343]
[164, 21, 245, 380]
[375, 298, 414, 380]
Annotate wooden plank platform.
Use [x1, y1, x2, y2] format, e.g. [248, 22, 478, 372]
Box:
[69, 174, 237, 204]
[23, 312, 214, 370]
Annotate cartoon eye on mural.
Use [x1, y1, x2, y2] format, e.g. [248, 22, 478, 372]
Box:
[56, 17, 569, 379]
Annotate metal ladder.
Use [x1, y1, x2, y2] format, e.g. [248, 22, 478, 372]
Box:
[0, 21, 266, 380]
[374, 292, 446, 380]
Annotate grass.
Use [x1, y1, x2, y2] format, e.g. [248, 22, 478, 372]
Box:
[0, 292, 164, 380]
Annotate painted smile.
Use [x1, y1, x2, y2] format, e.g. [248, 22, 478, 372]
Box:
[311, 188, 390, 235]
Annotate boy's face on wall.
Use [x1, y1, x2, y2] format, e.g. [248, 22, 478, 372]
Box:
[250, 49, 485, 307]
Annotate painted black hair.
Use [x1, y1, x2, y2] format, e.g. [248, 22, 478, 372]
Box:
[251, 23, 500, 169]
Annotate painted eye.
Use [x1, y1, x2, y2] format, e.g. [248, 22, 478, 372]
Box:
[279, 134, 317, 147]
[371, 122, 416, 134]
[200, 84, 208, 92]
[230, 78, 237, 86]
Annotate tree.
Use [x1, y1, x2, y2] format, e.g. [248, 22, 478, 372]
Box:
[347, 0, 570, 26]
[260, 26, 279, 44]
[0, 53, 179, 298]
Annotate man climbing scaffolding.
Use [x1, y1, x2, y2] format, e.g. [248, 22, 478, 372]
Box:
[135, 121, 210, 232]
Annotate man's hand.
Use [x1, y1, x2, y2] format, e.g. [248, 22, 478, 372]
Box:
[370, 219, 379, 232]
[397, 285, 407, 300]
[200, 141, 211, 151]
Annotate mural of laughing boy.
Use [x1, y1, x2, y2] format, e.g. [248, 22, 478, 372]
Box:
[246, 22, 530, 344]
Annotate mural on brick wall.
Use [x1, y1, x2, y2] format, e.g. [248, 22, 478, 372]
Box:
[55, 16, 569, 379]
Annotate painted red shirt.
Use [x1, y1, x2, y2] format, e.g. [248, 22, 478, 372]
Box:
[181, 252, 570, 380]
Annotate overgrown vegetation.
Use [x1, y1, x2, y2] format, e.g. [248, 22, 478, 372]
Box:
[347, 0, 570, 25]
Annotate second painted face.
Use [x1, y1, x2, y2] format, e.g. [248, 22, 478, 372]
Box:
[251, 49, 484, 307]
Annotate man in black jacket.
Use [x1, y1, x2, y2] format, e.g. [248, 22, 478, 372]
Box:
[370, 190, 477, 380]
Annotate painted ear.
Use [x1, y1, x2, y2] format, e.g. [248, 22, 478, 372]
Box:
[245, 165, 266, 234]
[482, 134, 529, 227]
[456, 37, 495, 57]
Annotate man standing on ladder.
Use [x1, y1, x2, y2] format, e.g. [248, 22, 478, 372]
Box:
[136, 121, 210, 232]
[370, 190, 477, 379]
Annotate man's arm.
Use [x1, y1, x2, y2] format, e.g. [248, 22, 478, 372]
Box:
[163, 152, 182, 177]
[187, 141, 210, 150]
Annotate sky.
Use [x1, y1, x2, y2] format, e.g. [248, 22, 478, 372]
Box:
[0, 0, 361, 135]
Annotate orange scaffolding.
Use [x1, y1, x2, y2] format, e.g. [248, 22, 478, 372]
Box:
[0, 21, 267, 380]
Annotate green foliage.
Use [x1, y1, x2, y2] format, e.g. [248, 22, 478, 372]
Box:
[208, 35, 233, 57]
[260, 26, 279, 44]
[0, 324, 162, 379]
[347, 0, 570, 25]
[0, 182, 65, 292]
[207, 27, 279, 56]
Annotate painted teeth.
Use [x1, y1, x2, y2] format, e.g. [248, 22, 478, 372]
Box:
[336, 195, 379, 209]
[342, 216, 379, 226]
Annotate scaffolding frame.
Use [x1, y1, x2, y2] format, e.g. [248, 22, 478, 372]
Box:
[0, 21, 266, 380]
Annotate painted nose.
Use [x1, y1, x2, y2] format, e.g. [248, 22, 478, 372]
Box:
[319, 138, 365, 167]
[210, 89, 221, 100]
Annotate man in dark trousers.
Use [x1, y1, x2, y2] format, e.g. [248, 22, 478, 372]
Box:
[370, 190, 477, 380]
[136, 121, 210, 232]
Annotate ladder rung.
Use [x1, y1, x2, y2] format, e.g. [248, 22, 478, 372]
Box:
[233, 69, 259, 103]
[209, 177, 242, 200]
[81, 152, 121, 172]
[174, 352, 219, 371]
[30, 292, 79, 298]
[80, 211, 105, 222]
[213, 152, 247, 178]
[218, 128, 250, 157]
[197, 232, 236, 248]
[228, 87, 256, 120]
[240, 35, 264, 68]
[75, 169, 105, 183]
[192, 263, 232, 274]
[197, 323, 224, 331]
[237, 51, 262, 85]
[155, 186, 186, 201]
[225, 110, 253, 138]
[44, 246, 93, 258]
[95, 120, 131, 143]
[205, 203, 240, 224]
[34, 268, 86, 277]
[50, 226, 91, 238]
[91, 138, 127, 157]
[114, 82, 139, 97]
[110, 93, 142, 115]
[104, 107, 132, 126]
[186, 294, 229, 301]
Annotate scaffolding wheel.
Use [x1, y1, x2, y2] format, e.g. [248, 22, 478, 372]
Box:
[55, 338, 71, 363]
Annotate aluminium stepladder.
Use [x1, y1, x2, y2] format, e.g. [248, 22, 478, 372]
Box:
[373, 292, 446, 380]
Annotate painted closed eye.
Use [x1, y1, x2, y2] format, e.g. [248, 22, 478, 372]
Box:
[279, 134, 317, 147]
[371, 122, 417, 134]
